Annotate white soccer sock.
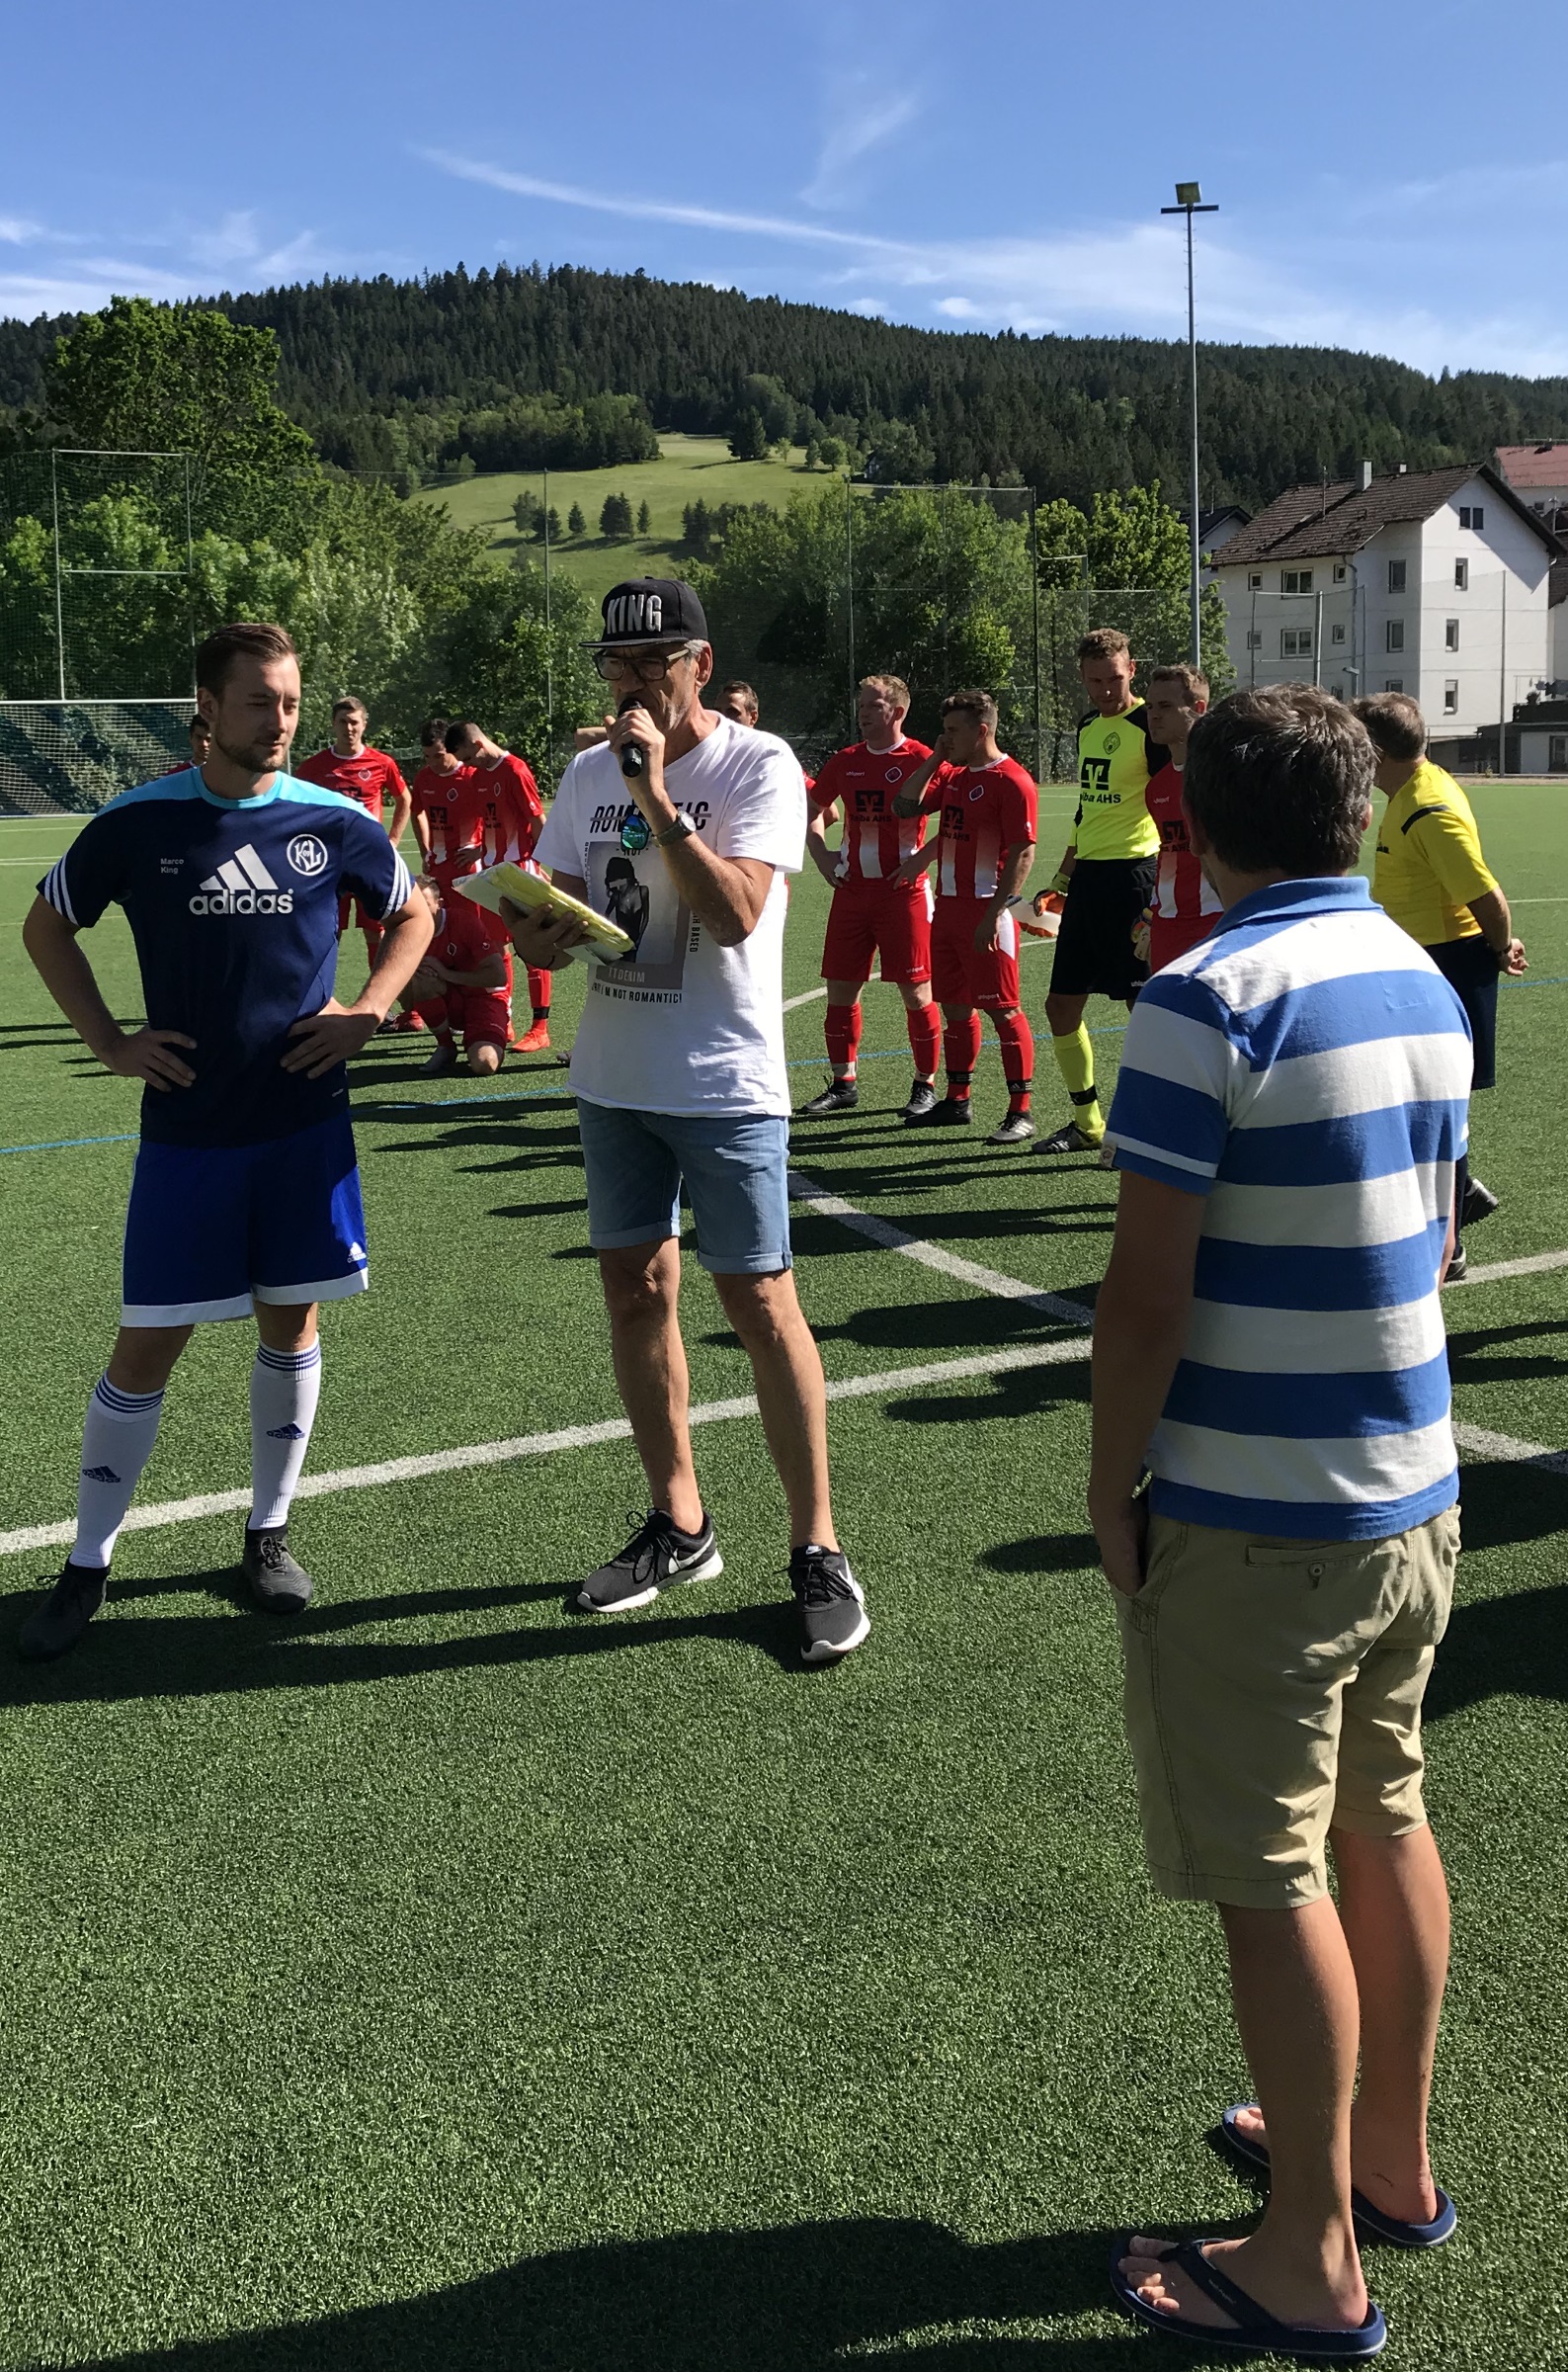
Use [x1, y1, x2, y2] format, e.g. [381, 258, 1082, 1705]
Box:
[249, 1342, 322, 1533]
[73, 1376, 166, 1568]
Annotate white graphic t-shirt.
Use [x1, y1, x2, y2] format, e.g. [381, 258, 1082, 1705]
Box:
[535, 716, 805, 1117]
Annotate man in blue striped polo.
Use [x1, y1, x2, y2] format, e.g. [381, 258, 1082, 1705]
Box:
[1090, 686, 1470, 2360]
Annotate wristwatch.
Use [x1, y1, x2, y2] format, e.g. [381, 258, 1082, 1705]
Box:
[654, 811, 696, 847]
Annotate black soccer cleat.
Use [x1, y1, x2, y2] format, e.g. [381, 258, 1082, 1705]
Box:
[788, 1546, 869, 1663]
[577, 1508, 723, 1613]
[1443, 1244, 1467, 1285]
[901, 1080, 939, 1122]
[1035, 1121, 1104, 1156]
[242, 1527, 314, 1613]
[908, 1096, 972, 1127]
[1461, 1175, 1499, 1230]
[17, 1562, 108, 1661]
[988, 1112, 1035, 1145]
[798, 1079, 859, 1119]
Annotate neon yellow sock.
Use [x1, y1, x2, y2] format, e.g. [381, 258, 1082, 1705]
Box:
[1051, 1025, 1104, 1140]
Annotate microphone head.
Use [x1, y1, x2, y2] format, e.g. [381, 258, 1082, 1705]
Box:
[617, 691, 647, 778]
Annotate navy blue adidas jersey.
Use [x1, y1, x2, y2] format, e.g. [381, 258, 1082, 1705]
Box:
[40, 766, 413, 1148]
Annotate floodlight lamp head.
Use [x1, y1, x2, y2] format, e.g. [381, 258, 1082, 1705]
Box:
[1175, 180, 1201, 207]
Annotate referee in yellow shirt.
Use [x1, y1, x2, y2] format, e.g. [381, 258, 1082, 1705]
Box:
[1355, 692, 1527, 1280]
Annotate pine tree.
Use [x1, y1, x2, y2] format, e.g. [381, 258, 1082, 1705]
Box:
[567, 501, 586, 536]
[636, 498, 650, 534]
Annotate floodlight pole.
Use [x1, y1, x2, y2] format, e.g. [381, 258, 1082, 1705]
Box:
[1162, 185, 1218, 669]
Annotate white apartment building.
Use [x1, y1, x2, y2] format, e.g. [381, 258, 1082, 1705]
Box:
[1208, 465, 1559, 743]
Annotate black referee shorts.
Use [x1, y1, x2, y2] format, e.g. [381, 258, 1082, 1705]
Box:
[1428, 935, 1500, 1091]
[1048, 857, 1157, 1000]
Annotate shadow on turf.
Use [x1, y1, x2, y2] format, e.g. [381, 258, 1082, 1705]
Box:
[66, 2214, 1168, 2369]
[0, 1565, 833, 1702]
[1427, 1577, 1568, 1720]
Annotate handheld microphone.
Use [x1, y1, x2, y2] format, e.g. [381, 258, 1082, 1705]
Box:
[617, 692, 647, 781]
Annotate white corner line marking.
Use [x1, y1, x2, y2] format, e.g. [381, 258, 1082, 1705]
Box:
[783, 985, 830, 1011]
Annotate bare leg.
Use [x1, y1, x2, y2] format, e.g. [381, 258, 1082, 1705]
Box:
[106, 1324, 192, 1394]
[598, 1239, 702, 1533]
[1044, 988, 1089, 1040]
[1236, 1827, 1447, 2226]
[254, 1301, 318, 1355]
[1121, 1897, 1367, 2333]
[712, 1269, 836, 1549]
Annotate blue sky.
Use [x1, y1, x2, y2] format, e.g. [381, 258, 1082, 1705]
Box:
[5, 0, 1567, 377]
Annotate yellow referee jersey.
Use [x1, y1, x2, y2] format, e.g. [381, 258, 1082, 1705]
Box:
[1071, 706, 1162, 861]
[1372, 760, 1497, 948]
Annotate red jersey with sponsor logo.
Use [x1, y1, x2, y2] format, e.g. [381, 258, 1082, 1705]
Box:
[809, 738, 933, 886]
[431, 891, 512, 974]
[1144, 759, 1220, 962]
[415, 755, 542, 880]
[293, 744, 407, 824]
[924, 756, 1037, 900]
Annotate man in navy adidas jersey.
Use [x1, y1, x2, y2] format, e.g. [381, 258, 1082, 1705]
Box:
[17, 623, 432, 1660]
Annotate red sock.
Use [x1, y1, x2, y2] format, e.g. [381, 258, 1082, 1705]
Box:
[527, 967, 552, 1019]
[944, 1012, 982, 1101]
[906, 1002, 941, 1079]
[361, 924, 383, 966]
[824, 1000, 863, 1076]
[995, 1008, 1034, 1114]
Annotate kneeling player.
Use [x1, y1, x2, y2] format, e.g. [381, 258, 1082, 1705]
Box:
[894, 690, 1036, 1143]
[17, 624, 431, 1661]
[405, 879, 514, 1076]
[799, 675, 940, 1120]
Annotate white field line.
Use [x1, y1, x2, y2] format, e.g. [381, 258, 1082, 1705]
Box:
[783, 985, 829, 1011]
[788, 1168, 1094, 1326]
[0, 1340, 1091, 1559]
[1452, 1247, 1568, 1286]
[1450, 1423, 1568, 1479]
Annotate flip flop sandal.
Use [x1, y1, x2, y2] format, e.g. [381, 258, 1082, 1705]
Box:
[1110, 2234, 1387, 2361]
[1220, 2106, 1458, 2249]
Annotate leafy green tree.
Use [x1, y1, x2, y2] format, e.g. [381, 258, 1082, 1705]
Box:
[635, 498, 650, 535]
[727, 410, 768, 463]
[513, 489, 541, 537]
[400, 558, 603, 782]
[567, 501, 586, 536]
[864, 417, 935, 484]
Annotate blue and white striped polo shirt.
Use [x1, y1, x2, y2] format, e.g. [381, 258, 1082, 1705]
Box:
[1107, 876, 1472, 1541]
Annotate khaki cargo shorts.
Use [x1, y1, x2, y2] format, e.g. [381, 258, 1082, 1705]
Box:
[1116, 1504, 1459, 1909]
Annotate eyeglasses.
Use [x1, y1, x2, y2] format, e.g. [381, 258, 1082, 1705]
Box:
[619, 811, 652, 854]
[594, 644, 701, 684]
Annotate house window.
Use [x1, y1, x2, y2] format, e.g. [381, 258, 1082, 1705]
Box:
[1385, 679, 1404, 692]
[1458, 505, 1485, 530]
[1246, 630, 1263, 649]
[1281, 568, 1313, 593]
[1331, 623, 1346, 644]
[1333, 563, 1347, 583]
[1445, 618, 1459, 650]
[1248, 572, 1263, 589]
[1387, 559, 1407, 592]
[1444, 681, 1459, 715]
[1280, 628, 1313, 657]
[1386, 620, 1405, 652]
[1551, 734, 1568, 770]
[1454, 557, 1468, 590]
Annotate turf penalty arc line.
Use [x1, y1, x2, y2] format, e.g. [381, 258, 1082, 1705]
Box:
[0, 1339, 1093, 1560]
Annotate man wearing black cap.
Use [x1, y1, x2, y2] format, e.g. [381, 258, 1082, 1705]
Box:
[509, 578, 868, 1662]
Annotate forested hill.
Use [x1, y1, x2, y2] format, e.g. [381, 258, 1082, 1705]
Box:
[5, 261, 1568, 509]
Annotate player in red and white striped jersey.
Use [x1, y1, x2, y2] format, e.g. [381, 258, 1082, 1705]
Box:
[294, 696, 412, 972]
[1140, 666, 1219, 973]
[440, 720, 554, 1056]
[894, 690, 1038, 1144]
[797, 675, 941, 1123]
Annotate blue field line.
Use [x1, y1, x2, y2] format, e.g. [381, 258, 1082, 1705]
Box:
[0, 1131, 137, 1156]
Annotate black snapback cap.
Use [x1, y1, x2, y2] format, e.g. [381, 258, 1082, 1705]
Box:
[589, 577, 708, 647]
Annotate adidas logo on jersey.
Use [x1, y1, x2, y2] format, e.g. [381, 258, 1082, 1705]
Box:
[189, 843, 294, 915]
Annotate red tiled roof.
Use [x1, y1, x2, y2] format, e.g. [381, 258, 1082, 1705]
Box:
[1496, 444, 1568, 489]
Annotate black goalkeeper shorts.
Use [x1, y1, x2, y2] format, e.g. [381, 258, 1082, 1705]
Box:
[1048, 857, 1157, 1000]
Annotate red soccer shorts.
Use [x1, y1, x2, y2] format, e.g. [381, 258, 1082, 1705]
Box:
[418, 986, 512, 1048]
[1148, 912, 1219, 974]
[931, 897, 1021, 1009]
[819, 882, 933, 986]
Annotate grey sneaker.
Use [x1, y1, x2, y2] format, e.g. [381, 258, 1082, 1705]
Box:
[798, 1079, 859, 1119]
[18, 1562, 108, 1661]
[242, 1527, 314, 1612]
[788, 1546, 869, 1662]
[1035, 1121, 1104, 1156]
[577, 1508, 723, 1612]
[987, 1112, 1035, 1145]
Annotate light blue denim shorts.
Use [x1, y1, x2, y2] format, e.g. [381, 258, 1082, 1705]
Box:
[575, 1098, 793, 1275]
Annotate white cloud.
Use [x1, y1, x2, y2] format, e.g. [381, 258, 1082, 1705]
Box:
[848, 295, 888, 315]
[0, 217, 45, 245]
[800, 74, 924, 211]
[935, 296, 979, 319]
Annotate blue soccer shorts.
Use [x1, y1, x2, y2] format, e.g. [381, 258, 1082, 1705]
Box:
[122, 1112, 369, 1326]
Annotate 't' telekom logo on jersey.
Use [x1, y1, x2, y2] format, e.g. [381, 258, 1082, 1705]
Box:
[189, 843, 294, 914]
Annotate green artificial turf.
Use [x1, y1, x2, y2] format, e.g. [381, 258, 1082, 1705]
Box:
[0, 786, 1564, 2369]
